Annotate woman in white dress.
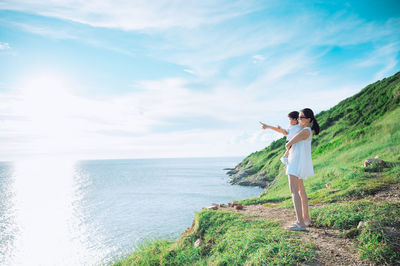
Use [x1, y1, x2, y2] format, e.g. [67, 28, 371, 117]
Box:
[284, 108, 320, 231]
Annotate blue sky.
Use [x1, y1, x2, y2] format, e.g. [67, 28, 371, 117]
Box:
[0, 0, 399, 161]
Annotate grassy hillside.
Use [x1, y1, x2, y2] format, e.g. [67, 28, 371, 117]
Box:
[241, 71, 400, 206]
[236, 70, 400, 187]
[114, 71, 400, 265]
[114, 211, 314, 265]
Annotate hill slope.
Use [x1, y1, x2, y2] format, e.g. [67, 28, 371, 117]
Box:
[228, 71, 400, 188]
[114, 72, 400, 265]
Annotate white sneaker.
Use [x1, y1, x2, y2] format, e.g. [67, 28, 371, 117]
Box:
[280, 156, 288, 165]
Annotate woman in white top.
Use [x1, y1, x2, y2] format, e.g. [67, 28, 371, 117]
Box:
[284, 108, 320, 231]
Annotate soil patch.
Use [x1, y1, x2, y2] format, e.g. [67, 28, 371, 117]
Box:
[369, 182, 400, 203]
[218, 203, 370, 265]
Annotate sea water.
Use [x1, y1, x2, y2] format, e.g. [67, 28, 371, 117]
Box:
[0, 157, 264, 265]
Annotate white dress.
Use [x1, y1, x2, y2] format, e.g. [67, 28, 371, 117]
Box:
[286, 127, 314, 179]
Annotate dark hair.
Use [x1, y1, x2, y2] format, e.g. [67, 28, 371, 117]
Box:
[300, 108, 320, 135]
[288, 111, 299, 120]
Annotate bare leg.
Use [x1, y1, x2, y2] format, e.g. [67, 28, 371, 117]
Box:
[287, 175, 305, 227]
[297, 179, 311, 223]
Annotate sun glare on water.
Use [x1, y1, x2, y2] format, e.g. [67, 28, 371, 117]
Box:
[6, 158, 104, 265]
[4, 74, 92, 263]
[1, 73, 110, 264]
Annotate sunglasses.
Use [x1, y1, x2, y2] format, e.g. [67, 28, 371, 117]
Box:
[298, 116, 309, 120]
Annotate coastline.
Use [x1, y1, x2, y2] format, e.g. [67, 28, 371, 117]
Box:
[225, 166, 272, 188]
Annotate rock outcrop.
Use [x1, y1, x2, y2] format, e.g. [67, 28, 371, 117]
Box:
[364, 155, 387, 167]
[226, 166, 271, 188]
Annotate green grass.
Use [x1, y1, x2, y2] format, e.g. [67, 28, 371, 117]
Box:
[235, 71, 400, 187]
[114, 210, 314, 265]
[239, 106, 400, 207]
[310, 200, 400, 264]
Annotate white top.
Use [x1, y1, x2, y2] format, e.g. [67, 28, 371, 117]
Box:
[286, 124, 302, 141]
[286, 127, 314, 179]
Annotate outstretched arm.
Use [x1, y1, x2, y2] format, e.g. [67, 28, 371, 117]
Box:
[259, 122, 288, 136]
[285, 129, 310, 150]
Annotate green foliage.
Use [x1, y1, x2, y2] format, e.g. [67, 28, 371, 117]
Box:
[236, 71, 400, 184]
[113, 238, 186, 266]
[236, 71, 400, 207]
[233, 72, 400, 264]
[311, 201, 400, 264]
[311, 201, 375, 229]
[316, 72, 400, 130]
[114, 210, 314, 265]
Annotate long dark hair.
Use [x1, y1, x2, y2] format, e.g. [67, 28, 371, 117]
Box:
[300, 108, 320, 135]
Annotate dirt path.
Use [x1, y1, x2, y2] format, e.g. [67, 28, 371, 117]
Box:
[218, 203, 369, 265]
[220, 181, 400, 264]
[370, 183, 400, 203]
[210, 182, 400, 265]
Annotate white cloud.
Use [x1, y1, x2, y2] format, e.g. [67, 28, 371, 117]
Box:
[252, 54, 265, 64]
[306, 71, 319, 76]
[300, 13, 400, 47]
[0, 0, 262, 30]
[120, 78, 263, 122]
[0, 69, 366, 161]
[183, 69, 195, 75]
[353, 42, 400, 81]
[144, 9, 400, 82]
[4, 1, 399, 82]
[356, 43, 399, 67]
[154, 20, 295, 78]
[1, 2, 399, 160]
[245, 49, 314, 93]
[0, 42, 10, 50]
[9, 22, 78, 40]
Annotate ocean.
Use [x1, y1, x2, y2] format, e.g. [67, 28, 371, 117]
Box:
[0, 157, 264, 265]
